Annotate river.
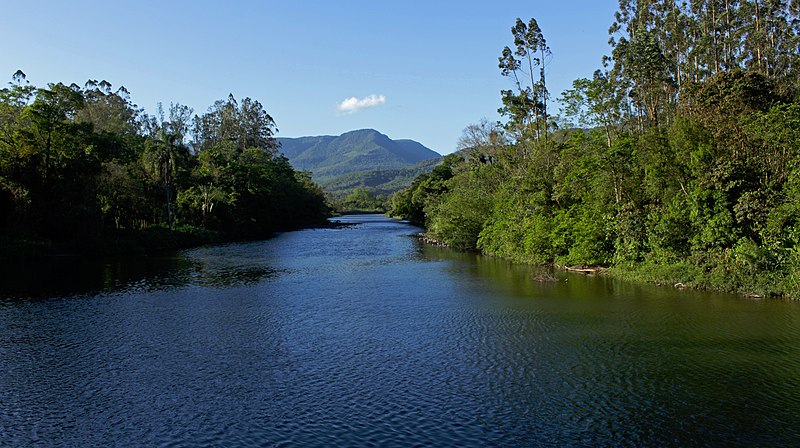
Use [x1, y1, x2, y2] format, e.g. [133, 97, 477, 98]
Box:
[2, 215, 799, 446]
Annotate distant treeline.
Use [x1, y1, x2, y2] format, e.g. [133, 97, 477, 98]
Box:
[391, 1, 800, 297]
[0, 73, 329, 252]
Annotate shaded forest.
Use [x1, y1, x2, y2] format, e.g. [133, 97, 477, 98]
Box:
[392, 0, 800, 297]
[0, 74, 329, 254]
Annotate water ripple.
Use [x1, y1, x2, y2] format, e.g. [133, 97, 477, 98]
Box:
[2, 215, 800, 446]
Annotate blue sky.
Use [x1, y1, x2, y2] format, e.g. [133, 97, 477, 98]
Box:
[1, 1, 619, 154]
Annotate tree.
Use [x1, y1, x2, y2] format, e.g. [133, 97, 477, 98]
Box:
[498, 18, 551, 148]
[26, 83, 86, 182]
[343, 187, 382, 211]
[142, 103, 194, 230]
[193, 94, 278, 154]
[456, 118, 508, 165]
[560, 70, 627, 147]
[75, 80, 140, 137]
[0, 74, 330, 247]
[0, 71, 35, 230]
[611, 27, 675, 129]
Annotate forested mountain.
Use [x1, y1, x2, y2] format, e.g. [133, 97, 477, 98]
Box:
[0, 75, 329, 253]
[322, 158, 442, 198]
[391, 2, 800, 298]
[277, 129, 441, 183]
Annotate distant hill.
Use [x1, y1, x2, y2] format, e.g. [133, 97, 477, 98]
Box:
[322, 158, 443, 198]
[277, 129, 441, 184]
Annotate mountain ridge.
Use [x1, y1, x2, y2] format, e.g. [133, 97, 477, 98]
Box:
[277, 129, 441, 184]
[321, 158, 443, 198]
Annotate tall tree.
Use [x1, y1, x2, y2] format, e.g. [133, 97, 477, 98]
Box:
[498, 18, 551, 148]
[76, 80, 140, 137]
[193, 94, 278, 154]
[143, 103, 193, 230]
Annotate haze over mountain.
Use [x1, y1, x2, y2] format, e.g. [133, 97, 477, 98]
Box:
[277, 129, 441, 184]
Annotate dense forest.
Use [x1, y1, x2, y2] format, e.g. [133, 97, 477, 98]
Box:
[0, 73, 329, 255]
[392, 0, 800, 297]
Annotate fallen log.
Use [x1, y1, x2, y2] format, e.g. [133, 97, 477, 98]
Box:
[560, 265, 605, 275]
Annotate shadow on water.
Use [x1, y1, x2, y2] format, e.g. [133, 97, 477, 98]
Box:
[0, 215, 800, 447]
[415, 241, 752, 303]
[0, 242, 282, 301]
[0, 216, 395, 301]
[414, 242, 800, 446]
[3, 215, 800, 446]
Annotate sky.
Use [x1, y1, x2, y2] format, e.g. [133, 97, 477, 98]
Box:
[1, 0, 619, 154]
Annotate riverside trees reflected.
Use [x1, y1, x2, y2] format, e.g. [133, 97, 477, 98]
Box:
[3, 216, 800, 446]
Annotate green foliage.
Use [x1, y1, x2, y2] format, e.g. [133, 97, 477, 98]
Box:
[0, 74, 330, 251]
[549, 202, 615, 266]
[322, 157, 442, 199]
[478, 171, 554, 263]
[645, 195, 691, 262]
[427, 166, 497, 250]
[688, 188, 738, 251]
[389, 154, 458, 226]
[338, 187, 386, 212]
[396, 11, 800, 297]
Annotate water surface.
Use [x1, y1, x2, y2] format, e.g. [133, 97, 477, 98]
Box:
[2, 215, 799, 446]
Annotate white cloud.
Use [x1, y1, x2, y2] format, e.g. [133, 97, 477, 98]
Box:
[337, 94, 386, 114]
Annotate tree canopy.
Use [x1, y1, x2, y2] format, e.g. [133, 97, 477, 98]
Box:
[0, 74, 329, 250]
[392, 6, 800, 297]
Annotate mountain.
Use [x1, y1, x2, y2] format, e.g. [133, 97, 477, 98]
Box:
[321, 158, 443, 198]
[277, 129, 441, 184]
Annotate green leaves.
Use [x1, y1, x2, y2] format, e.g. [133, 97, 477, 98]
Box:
[0, 75, 329, 243]
[193, 94, 278, 154]
[498, 17, 551, 144]
[389, 2, 799, 296]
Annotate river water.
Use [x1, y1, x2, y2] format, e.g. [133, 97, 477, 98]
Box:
[2, 215, 799, 446]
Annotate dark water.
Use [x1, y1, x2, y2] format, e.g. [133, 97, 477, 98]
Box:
[2, 215, 800, 447]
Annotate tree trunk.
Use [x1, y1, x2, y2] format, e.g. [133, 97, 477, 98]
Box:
[164, 155, 173, 231]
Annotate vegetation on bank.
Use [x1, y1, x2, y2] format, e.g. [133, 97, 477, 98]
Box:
[0, 74, 330, 257]
[330, 187, 388, 215]
[391, 2, 800, 298]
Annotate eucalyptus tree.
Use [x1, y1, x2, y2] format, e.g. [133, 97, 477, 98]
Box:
[498, 17, 551, 148]
[0, 71, 34, 151]
[0, 71, 35, 229]
[609, 0, 683, 128]
[193, 94, 278, 154]
[561, 70, 628, 147]
[76, 80, 140, 137]
[753, 0, 799, 80]
[26, 82, 88, 183]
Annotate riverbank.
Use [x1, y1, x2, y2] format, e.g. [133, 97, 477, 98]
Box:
[415, 230, 797, 300]
[331, 208, 388, 216]
[607, 260, 798, 300]
[0, 218, 342, 259]
[0, 226, 225, 259]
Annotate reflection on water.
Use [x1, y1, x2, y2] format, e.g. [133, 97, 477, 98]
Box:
[0, 243, 283, 301]
[1, 215, 800, 446]
[418, 243, 800, 446]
